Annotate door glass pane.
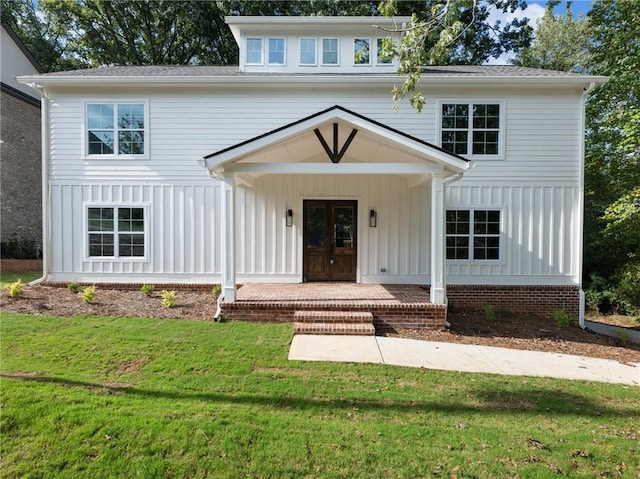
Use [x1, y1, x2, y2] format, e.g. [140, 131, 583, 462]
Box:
[334, 206, 354, 248]
[305, 207, 326, 248]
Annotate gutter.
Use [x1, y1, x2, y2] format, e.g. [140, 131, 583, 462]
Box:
[26, 83, 50, 286]
[577, 82, 597, 329]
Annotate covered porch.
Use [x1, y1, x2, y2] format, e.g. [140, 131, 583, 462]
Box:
[201, 105, 469, 330]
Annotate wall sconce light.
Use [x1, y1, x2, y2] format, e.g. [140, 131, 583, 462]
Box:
[286, 209, 293, 227]
[369, 209, 377, 228]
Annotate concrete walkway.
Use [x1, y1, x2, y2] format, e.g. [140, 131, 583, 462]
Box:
[289, 335, 640, 386]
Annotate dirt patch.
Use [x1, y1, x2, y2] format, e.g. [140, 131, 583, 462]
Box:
[1, 259, 43, 273]
[1, 278, 639, 364]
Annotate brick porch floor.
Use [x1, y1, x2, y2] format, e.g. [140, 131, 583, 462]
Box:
[219, 283, 447, 331]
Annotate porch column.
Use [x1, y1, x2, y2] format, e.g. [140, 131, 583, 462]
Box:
[221, 172, 236, 302]
[430, 174, 446, 304]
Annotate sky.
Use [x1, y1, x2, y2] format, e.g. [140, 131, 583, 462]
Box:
[486, 0, 594, 64]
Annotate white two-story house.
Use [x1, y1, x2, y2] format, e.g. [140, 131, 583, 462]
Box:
[20, 16, 607, 328]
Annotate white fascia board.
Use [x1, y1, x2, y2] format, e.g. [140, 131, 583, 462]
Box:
[16, 73, 610, 89]
[224, 16, 413, 26]
[224, 162, 445, 175]
[204, 109, 468, 173]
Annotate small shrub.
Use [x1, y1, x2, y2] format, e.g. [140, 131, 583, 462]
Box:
[484, 304, 495, 321]
[615, 327, 631, 344]
[67, 281, 80, 293]
[161, 290, 177, 309]
[5, 279, 24, 299]
[79, 285, 96, 304]
[553, 309, 573, 328]
[211, 284, 222, 298]
[141, 284, 155, 297]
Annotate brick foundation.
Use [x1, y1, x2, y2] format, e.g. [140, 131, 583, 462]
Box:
[447, 285, 580, 319]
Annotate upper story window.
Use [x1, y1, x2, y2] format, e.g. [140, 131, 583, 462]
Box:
[354, 38, 370, 65]
[446, 209, 501, 261]
[376, 38, 393, 64]
[86, 103, 146, 157]
[268, 37, 285, 65]
[300, 38, 317, 65]
[246, 37, 263, 64]
[87, 206, 146, 258]
[441, 103, 502, 157]
[322, 38, 339, 65]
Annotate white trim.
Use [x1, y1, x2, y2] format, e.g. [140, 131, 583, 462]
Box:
[436, 99, 506, 160]
[82, 202, 150, 262]
[447, 275, 580, 286]
[83, 100, 149, 160]
[225, 162, 445, 175]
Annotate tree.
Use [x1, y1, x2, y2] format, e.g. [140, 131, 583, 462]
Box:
[378, 0, 533, 111]
[510, 0, 591, 73]
[583, 0, 640, 313]
[0, 0, 82, 71]
[42, 0, 238, 66]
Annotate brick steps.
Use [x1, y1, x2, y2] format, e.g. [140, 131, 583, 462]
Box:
[293, 310, 375, 336]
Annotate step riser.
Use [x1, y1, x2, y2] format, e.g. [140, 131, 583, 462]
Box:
[293, 322, 376, 336]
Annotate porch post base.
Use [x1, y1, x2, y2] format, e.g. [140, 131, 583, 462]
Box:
[223, 286, 236, 302]
[430, 287, 446, 305]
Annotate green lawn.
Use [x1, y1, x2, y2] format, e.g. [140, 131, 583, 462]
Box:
[0, 271, 42, 288]
[1, 313, 638, 478]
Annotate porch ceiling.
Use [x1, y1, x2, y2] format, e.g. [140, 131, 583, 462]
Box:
[201, 105, 469, 185]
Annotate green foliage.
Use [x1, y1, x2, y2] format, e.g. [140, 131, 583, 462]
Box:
[160, 290, 177, 309]
[381, 0, 533, 110]
[4, 280, 24, 299]
[510, 0, 591, 72]
[0, 238, 40, 259]
[614, 261, 640, 316]
[78, 285, 96, 304]
[211, 284, 222, 299]
[553, 310, 573, 328]
[67, 281, 80, 293]
[140, 284, 155, 297]
[483, 304, 495, 321]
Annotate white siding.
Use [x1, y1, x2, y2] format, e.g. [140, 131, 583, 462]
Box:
[44, 81, 584, 285]
[1, 26, 40, 98]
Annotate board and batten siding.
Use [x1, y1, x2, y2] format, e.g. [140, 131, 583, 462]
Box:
[44, 83, 584, 285]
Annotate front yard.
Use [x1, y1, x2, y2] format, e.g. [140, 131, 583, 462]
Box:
[1, 314, 638, 478]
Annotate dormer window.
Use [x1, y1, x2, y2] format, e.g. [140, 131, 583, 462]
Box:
[376, 38, 393, 65]
[268, 38, 285, 65]
[300, 38, 316, 65]
[246, 37, 263, 64]
[322, 38, 339, 65]
[354, 38, 370, 65]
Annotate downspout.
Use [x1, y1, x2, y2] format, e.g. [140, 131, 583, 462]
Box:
[440, 169, 468, 327]
[577, 82, 596, 329]
[28, 83, 50, 285]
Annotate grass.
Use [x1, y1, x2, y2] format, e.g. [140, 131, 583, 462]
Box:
[0, 270, 41, 288]
[1, 314, 639, 478]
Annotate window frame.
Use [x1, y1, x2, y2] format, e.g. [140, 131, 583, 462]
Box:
[267, 37, 286, 66]
[245, 37, 264, 65]
[437, 100, 505, 160]
[445, 208, 503, 263]
[299, 37, 317, 66]
[353, 37, 371, 65]
[84, 204, 149, 261]
[84, 101, 149, 160]
[321, 37, 339, 66]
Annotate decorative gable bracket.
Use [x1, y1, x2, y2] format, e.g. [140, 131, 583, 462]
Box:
[314, 122, 358, 164]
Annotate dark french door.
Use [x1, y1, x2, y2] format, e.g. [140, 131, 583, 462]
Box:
[303, 200, 357, 282]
